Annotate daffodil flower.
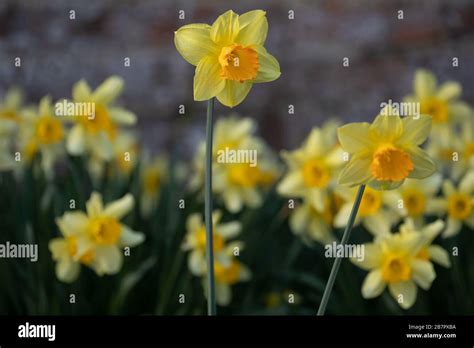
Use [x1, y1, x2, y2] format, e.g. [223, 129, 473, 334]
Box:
[174, 10, 281, 107]
[429, 171, 474, 237]
[337, 107, 436, 190]
[140, 154, 168, 218]
[0, 87, 23, 124]
[404, 69, 472, 137]
[0, 118, 16, 171]
[19, 96, 65, 176]
[278, 123, 344, 211]
[352, 221, 443, 309]
[49, 192, 145, 282]
[207, 259, 251, 306]
[182, 210, 242, 275]
[66, 76, 137, 160]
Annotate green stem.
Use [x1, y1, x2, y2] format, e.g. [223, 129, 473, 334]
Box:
[317, 184, 365, 316]
[205, 98, 216, 315]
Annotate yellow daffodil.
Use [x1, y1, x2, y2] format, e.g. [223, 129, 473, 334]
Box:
[49, 192, 144, 282]
[404, 69, 471, 136]
[278, 123, 344, 211]
[0, 87, 23, 124]
[66, 76, 136, 160]
[174, 10, 280, 107]
[0, 118, 16, 171]
[352, 221, 443, 309]
[289, 194, 340, 245]
[389, 174, 442, 227]
[399, 219, 451, 268]
[334, 186, 404, 236]
[429, 171, 474, 237]
[337, 107, 436, 190]
[182, 210, 242, 275]
[19, 96, 65, 176]
[140, 154, 168, 218]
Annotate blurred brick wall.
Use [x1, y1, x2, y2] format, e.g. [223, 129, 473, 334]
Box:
[1, 0, 474, 155]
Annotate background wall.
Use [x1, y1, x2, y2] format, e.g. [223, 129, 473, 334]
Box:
[1, 0, 474, 155]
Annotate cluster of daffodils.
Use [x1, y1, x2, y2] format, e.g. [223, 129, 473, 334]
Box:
[189, 114, 280, 213]
[49, 192, 145, 282]
[182, 210, 251, 305]
[277, 69, 474, 309]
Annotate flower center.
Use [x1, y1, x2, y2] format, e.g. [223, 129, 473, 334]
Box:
[359, 188, 382, 217]
[371, 145, 414, 182]
[381, 253, 412, 283]
[218, 44, 259, 82]
[36, 116, 64, 144]
[464, 142, 474, 160]
[88, 217, 121, 245]
[402, 188, 426, 217]
[66, 236, 95, 265]
[143, 170, 160, 194]
[81, 104, 117, 139]
[302, 159, 330, 188]
[420, 97, 449, 124]
[0, 109, 18, 121]
[195, 227, 225, 252]
[448, 193, 472, 220]
[214, 260, 241, 285]
[228, 163, 261, 187]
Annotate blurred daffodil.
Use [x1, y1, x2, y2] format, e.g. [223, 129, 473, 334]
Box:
[140, 154, 168, 218]
[429, 171, 474, 237]
[174, 10, 280, 107]
[0, 118, 16, 171]
[0, 87, 24, 124]
[352, 221, 443, 309]
[278, 123, 343, 211]
[334, 186, 403, 236]
[49, 192, 144, 282]
[182, 210, 242, 275]
[66, 76, 136, 160]
[19, 96, 65, 176]
[337, 108, 436, 190]
[404, 69, 471, 136]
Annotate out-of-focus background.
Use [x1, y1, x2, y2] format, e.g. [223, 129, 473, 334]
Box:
[1, 0, 474, 153]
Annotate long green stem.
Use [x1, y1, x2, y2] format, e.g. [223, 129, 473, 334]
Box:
[205, 98, 216, 315]
[317, 184, 366, 316]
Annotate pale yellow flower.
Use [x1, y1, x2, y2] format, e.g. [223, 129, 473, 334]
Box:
[174, 10, 280, 107]
[404, 69, 471, 136]
[49, 192, 144, 282]
[66, 76, 136, 160]
[0, 87, 23, 124]
[18, 96, 65, 176]
[334, 186, 404, 236]
[429, 171, 474, 237]
[140, 154, 168, 218]
[278, 123, 343, 211]
[337, 108, 436, 190]
[352, 221, 443, 309]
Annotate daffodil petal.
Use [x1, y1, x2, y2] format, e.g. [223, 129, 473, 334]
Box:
[94, 246, 123, 275]
[361, 269, 385, 299]
[92, 76, 124, 105]
[211, 10, 239, 45]
[86, 192, 104, 218]
[109, 107, 136, 125]
[218, 221, 241, 239]
[370, 114, 403, 141]
[442, 217, 461, 238]
[72, 80, 92, 102]
[216, 80, 252, 108]
[55, 211, 89, 236]
[459, 171, 474, 193]
[406, 147, 436, 179]
[193, 56, 226, 101]
[119, 225, 145, 247]
[49, 238, 68, 260]
[236, 10, 268, 46]
[174, 24, 219, 66]
[337, 122, 372, 153]
[56, 260, 80, 283]
[253, 45, 280, 83]
[215, 283, 232, 306]
[103, 193, 134, 219]
[388, 280, 417, 309]
[437, 81, 461, 101]
[411, 259, 435, 290]
[414, 69, 437, 99]
[428, 245, 451, 268]
[338, 155, 372, 186]
[277, 171, 304, 196]
[351, 243, 382, 270]
[398, 115, 432, 146]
